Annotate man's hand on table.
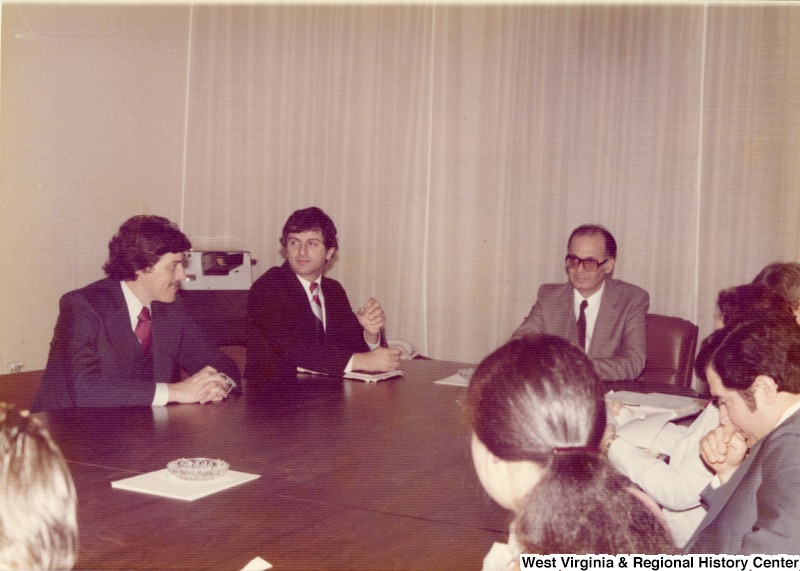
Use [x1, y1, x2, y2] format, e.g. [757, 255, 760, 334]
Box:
[352, 347, 401, 372]
[168, 366, 234, 404]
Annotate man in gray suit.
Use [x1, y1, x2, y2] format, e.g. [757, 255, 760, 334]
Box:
[512, 224, 648, 381]
[684, 317, 800, 554]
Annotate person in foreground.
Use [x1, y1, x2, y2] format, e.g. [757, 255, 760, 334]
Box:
[467, 336, 675, 568]
[603, 282, 793, 547]
[1, 402, 77, 570]
[32, 215, 240, 412]
[245, 207, 400, 380]
[511, 224, 648, 381]
[683, 316, 800, 554]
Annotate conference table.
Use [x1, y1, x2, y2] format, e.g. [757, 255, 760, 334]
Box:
[37, 359, 511, 570]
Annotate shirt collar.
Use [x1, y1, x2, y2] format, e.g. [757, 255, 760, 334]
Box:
[573, 280, 605, 309]
[121, 280, 147, 330]
[776, 398, 800, 428]
[295, 274, 323, 298]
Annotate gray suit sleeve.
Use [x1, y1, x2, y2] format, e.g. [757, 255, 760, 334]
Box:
[510, 300, 545, 340]
[740, 432, 800, 554]
[591, 287, 648, 381]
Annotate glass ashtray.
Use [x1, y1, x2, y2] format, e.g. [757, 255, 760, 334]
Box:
[167, 458, 229, 481]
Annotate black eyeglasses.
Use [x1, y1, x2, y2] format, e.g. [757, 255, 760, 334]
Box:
[565, 255, 610, 272]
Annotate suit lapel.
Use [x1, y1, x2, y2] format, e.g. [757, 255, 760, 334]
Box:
[98, 280, 141, 354]
[282, 263, 320, 331]
[151, 301, 180, 381]
[685, 409, 800, 551]
[695, 439, 763, 543]
[589, 280, 616, 358]
[557, 283, 579, 344]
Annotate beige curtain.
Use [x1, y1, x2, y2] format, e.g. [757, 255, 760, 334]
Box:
[2, 3, 798, 372]
[181, 3, 800, 365]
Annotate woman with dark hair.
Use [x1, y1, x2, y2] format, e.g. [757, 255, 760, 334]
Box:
[752, 262, 800, 322]
[715, 283, 792, 330]
[467, 335, 675, 567]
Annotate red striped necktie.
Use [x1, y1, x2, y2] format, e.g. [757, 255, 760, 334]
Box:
[309, 282, 324, 338]
[135, 306, 152, 353]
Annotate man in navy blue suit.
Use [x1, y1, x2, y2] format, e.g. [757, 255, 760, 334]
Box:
[245, 207, 400, 380]
[32, 215, 240, 412]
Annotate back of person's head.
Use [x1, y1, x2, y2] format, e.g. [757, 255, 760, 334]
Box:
[103, 215, 191, 281]
[752, 262, 800, 311]
[567, 224, 617, 259]
[466, 335, 605, 463]
[279, 207, 338, 250]
[467, 336, 675, 554]
[716, 282, 793, 328]
[515, 454, 677, 554]
[695, 316, 800, 397]
[0, 403, 77, 570]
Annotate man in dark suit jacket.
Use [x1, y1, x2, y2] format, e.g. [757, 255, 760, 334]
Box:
[32, 216, 240, 412]
[684, 317, 800, 554]
[246, 207, 400, 380]
[512, 224, 648, 381]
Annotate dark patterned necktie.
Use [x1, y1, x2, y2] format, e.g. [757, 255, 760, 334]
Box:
[577, 300, 588, 351]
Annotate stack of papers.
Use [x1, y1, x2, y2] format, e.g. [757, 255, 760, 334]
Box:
[296, 367, 404, 383]
[112, 469, 261, 501]
[605, 390, 706, 449]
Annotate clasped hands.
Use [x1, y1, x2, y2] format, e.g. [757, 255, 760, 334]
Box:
[699, 422, 748, 484]
[169, 366, 235, 404]
[605, 397, 748, 484]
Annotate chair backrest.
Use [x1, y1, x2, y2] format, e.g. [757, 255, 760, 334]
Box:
[637, 313, 699, 387]
[0, 370, 44, 410]
[177, 290, 249, 347]
[220, 345, 246, 379]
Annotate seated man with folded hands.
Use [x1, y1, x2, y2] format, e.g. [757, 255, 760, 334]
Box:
[32, 215, 240, 412]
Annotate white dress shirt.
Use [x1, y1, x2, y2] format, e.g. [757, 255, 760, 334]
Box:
[296, 274, 327, 330]
[121, 281, 169, 406]
[573, 282, 604, 352]
[294, 274, 379, 372]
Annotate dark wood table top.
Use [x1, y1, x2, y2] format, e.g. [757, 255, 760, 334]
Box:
[38, 359, 510, 570]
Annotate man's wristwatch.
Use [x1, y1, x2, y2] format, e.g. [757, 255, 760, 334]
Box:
[219, 373, 236, 394]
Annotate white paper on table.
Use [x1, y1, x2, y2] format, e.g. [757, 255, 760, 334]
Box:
[605, 390, 706, 449]
[240, 556, 272, 571]
[614, 410, 677, 449]
[111, 469, 260, 501]
[434, 372, 470, 387]
[605, 390, 705, 419]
